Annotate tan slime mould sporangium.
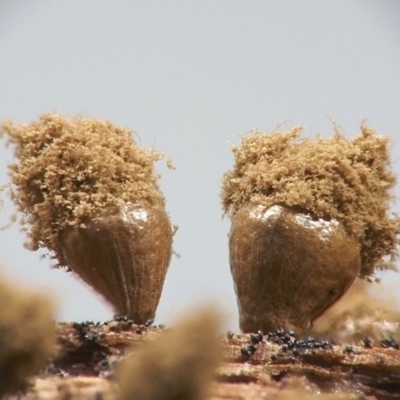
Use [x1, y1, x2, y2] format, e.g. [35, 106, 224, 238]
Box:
[221, 125, 400, 334]
[1, 114, 174, 324]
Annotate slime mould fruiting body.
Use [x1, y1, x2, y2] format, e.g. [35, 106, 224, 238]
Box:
[222, 125, 400, 334]
[1, 114, 174, 324]
[118, 309, 221, 400]
[0, 278, 55, 397]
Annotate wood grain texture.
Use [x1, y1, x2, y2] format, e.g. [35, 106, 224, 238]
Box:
[9, 321, 400, 399]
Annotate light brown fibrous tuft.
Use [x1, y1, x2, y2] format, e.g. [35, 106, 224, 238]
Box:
[1, 114, 167, 267]
[221, 124, 400, 278]
[313, 279, 400, 341]
[117, 309, 222, 400]
[0, 277, 55, 396]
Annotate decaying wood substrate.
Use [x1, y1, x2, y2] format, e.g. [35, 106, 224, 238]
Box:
[9, 320, 400, 400]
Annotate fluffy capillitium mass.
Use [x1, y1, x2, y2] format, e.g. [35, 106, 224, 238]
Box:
[312, 279, 400, 342]
[118, 309, 222, 400]
[221, 124, 400, 279]
[1, 114, 167, 267]
[0, 277, 55, 396]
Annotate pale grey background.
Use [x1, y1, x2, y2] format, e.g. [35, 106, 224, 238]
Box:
[0, 1, 400, 330]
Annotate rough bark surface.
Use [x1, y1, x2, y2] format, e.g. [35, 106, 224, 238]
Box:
[7, 320, 400, 399]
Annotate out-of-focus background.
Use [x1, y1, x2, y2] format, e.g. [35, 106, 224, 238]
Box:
[0, 1, 399, 330]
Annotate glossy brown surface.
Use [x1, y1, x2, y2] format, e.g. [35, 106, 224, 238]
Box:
[229, 204, 361, 334]
[61, 201, 172, 323]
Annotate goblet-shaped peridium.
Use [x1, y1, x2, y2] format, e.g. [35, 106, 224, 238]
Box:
[61, 200, 172, 324]
[229, 204, 360, 334]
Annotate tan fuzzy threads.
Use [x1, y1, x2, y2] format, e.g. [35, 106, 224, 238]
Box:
[1, 114, 174, 321]
[222, 124, 400, 333]
[221, 124, 400, 278]
[1, 114, 167, 268]
[0, 277, 55, 396]
[117, 309, 222, 400]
